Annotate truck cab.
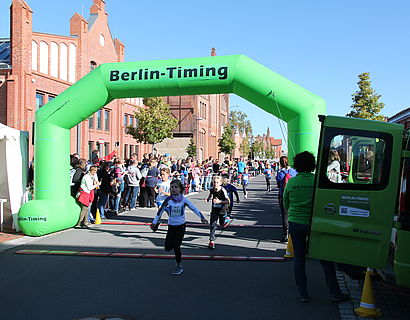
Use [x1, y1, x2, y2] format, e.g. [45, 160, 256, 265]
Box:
[308, 115, 410, 288]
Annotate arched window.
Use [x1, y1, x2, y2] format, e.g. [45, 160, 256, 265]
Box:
[31, 41, 38, 71]
[50, 42, 58, 78]
[69, 43, 76, 83]
[59, 43, 68, 81]
[90, 61, 97, 71]
[39, 41, 48, 74]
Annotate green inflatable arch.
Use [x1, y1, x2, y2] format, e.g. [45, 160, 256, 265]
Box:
[18, 55, 325, 236]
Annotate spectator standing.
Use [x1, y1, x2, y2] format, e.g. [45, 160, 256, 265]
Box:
[144, 159, 160, 207]
[123, 160, 142, 210]
[284, 151, 349, 303]
[276, 156, 297, 242]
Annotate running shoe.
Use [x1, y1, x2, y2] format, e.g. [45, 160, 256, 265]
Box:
[244, 194, 248, 199]
[173, 264, 184, 276]
[224, 217, 231, 226]
[208, 241, 216, 249]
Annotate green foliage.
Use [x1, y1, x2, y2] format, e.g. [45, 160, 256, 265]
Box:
[127, 97, 178, 145]
[186, 138, 196, 157]
[218, 124, 236, 155]
[230, 111, 253, 136]
[252, 139, 263, 158]
[240, 137, 251, 157]
[346, 72, 386, 121]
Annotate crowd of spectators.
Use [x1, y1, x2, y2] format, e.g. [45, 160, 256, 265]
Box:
[68, 149, 280, 224]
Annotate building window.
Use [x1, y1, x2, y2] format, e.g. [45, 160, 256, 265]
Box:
[123, 114, 128, 127]
[90, 61, 97, 71]
[88, 114, 94, 129]
[31, 41, 38, 71]
[88, 141, 94, 160]
[69, 43, 76, 83]
[36, 92, 44, 110]
[130, 145, 134, 155]
[135, 145, 139, 156]
[97, 110, 102, 130]
[104, 142, 110, 156]
[124, 144, 128, 159]
[39, 41, 49, 74]
[104, 110, 110, 131]
[50, 42, 58, 78]
[129, 116, 133, 127]
[48, 95, 56, 102]
[60, 43, 68, 81]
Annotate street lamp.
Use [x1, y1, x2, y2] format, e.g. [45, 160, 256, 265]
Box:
[196, 116, 205, 162]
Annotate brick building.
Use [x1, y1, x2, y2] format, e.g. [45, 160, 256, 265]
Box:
[389, 107, 410, 129]
[254, 127, 282, 160]
[0, 0, 228, 161]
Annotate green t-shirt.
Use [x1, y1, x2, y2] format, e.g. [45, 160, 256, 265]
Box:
[283, 172, 315, 225]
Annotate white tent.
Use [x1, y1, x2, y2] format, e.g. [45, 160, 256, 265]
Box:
[0, 123, 29, 230]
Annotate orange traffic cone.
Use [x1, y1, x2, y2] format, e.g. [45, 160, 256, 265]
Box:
[354, 268, 382, 318]
[284, 234, 294, 259]
[95, 209, 102, 225]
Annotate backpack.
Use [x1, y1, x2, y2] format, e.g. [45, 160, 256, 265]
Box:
[282, 170, 292, 190]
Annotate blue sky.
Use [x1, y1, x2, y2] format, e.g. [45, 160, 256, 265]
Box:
[1, 0, 409, 148]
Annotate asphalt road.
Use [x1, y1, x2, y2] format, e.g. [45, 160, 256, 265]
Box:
[0, 176, 342, 320]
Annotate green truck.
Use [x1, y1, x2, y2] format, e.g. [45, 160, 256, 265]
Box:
[308, 115, 410, 288]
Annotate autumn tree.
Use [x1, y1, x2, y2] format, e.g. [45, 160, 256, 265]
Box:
[127, 97, 178, 145]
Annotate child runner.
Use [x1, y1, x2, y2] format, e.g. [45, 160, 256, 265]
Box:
[156, 167, 171, 208]
[242, 168, 251, 199]
[206, 176, 230, 249]
[150, 179, 208, 275]
[263, 164, 273, 192]
[221, 174, 240, 225]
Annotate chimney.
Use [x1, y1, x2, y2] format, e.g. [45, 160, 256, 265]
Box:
[211, 47, 216, 56]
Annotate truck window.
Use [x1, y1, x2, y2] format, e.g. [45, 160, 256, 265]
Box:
[319, 128, 392, 190]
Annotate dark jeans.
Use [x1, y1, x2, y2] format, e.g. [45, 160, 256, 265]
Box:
[142, 186, 156, 207]
[123, 186, 140, 209]
[278, 195, 288, 236]
[209, 210, 225, 241]
[265, 177, 271, 190]
[288, 221, 341, 297]
[165, 224, 186, 263]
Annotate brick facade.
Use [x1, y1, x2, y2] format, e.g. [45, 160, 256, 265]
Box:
[0, 0, 227, 162]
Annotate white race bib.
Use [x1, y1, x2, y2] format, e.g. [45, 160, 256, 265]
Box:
[170, 205, 182, 217]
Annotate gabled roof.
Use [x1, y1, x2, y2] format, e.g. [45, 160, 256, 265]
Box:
[0, 38, 11, 69]
[389, 107, 410, 123]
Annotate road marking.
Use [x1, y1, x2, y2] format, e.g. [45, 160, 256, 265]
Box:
[15, 249, 285, 262]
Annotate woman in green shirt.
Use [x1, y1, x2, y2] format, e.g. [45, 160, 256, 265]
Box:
[284, 151, 349, 303]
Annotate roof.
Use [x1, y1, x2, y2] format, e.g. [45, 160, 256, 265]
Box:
[0, 38, 11, 69]
[389, 107, 410, 123]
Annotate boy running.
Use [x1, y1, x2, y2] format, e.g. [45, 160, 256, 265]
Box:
[221, 174, 240, 224]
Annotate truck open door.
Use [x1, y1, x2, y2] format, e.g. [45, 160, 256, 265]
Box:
[308, 115, 403, 269]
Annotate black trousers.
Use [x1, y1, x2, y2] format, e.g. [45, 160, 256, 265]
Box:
[165, 224, 186, 263]
[209, 209, 226, 241]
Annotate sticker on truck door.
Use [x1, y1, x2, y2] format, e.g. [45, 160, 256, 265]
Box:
[339, 195, 370, 217]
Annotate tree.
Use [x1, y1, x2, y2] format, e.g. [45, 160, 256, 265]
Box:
[230, 111, 253, 137]
[346, 72, 386, 121]
[186, 138, 196, 157]
[252, 139, 263, 158]
[240, 138, 251, 157]
[218, 124, 236, 155]
[126, 97, 178, 145]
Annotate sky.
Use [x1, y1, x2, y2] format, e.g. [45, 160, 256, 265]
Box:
[1, 0, 409, 149]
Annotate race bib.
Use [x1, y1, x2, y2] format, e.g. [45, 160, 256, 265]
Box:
[170, 205, 182, 217]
